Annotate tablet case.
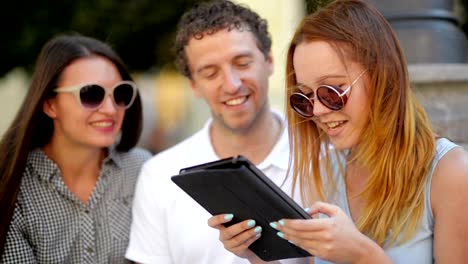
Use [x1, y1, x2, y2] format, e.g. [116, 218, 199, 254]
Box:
[171, 155, 312, 261]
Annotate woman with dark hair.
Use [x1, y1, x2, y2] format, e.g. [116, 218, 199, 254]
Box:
[0, 34, 151, 263]
[211, 0, 468, 263]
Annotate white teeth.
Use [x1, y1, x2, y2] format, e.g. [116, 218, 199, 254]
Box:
[326, 121, 344, 129]
[225, 97, 246, 106]
[92, 121, 113, 127]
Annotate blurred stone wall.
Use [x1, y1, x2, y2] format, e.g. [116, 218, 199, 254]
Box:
[410, 64, 468, 150]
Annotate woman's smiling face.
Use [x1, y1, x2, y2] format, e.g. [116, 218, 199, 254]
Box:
[44, 56, 126, 150]
[292, 40, 370, 150]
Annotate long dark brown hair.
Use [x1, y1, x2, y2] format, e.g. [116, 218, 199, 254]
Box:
[0, 33, 143, 252]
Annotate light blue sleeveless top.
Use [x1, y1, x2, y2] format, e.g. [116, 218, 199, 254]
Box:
[315, 138, 458, 264]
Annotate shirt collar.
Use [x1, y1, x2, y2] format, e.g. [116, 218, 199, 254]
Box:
[28, 149, 60, 182]
[204, 109, 290, 171]
[200, 118, 221, 160]
[105, 146, 123, 169]
[28, 147, 121, 182]
[257, 109, 290, 171]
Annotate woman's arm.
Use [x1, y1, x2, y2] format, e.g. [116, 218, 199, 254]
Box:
[431, 147, 468, 263]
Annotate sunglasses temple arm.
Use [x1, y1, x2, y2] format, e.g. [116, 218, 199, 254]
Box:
[340, 88, 350, 97]
[339, 70, 366, 96]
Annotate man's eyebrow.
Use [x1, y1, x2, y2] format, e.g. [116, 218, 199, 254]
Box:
[233, 52, 254, 59]
[195, 52, 255, 74]
[196, 64, 216, 74]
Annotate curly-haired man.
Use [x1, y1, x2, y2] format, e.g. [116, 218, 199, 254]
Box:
[126, 1, 305, 263]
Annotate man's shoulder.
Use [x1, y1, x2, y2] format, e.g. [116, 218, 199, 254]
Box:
[114, 147, 152, 164]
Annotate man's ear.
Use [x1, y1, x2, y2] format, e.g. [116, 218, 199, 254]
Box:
[266, 51, 274, 76]
[43, 98, 57, 119]
[189, 78, 203, 98]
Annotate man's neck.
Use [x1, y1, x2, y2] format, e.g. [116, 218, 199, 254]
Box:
[209, 110, 283, 165]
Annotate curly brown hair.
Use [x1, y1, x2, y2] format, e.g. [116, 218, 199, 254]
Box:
[174, 0, 272, 78]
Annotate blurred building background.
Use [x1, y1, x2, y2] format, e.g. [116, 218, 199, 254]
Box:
[1, 0, 467, 153]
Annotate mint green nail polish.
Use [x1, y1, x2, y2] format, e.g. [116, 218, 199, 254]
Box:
[269, 222, 278, 230]
[279, 220, 285, 226]
[277, 232, 284, 238]
[304, 207, 311, 213]
[247, 220, 256, 227]
[224, 214, 234, 221]
[254, 226, 262, 233]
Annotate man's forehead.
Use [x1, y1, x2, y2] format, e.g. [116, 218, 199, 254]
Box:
[186, 28, 257, 47]
[185, 28, 261, 67]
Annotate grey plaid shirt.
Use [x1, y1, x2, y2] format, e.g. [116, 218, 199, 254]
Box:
[1, 147, 151, 264]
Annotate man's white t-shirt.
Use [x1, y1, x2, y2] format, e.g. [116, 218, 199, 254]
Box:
[126, 113, 303, 264]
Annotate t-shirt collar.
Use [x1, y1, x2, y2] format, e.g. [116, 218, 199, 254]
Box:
[203, 109, 290, 171]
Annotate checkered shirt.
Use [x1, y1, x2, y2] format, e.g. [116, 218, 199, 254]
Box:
[1, 147, 151, 264]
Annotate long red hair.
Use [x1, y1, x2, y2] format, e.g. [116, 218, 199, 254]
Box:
[285, 0, 435, 246]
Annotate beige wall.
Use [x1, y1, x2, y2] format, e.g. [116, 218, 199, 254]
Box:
[0, 69, 29, 136]
[235, 0, 305, 113]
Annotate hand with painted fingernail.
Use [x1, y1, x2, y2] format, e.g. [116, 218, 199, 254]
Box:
[207, 214, 262, 260]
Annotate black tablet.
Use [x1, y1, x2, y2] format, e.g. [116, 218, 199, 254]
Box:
[171, 155, 312, 261]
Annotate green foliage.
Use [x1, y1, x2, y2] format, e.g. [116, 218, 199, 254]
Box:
[0, 0, 208, 77]
[304, 0, 333, 14]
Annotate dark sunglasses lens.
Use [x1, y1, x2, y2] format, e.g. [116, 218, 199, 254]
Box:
[317, 86, 343, 110]
[80, 85, 105, 108]
[290, 94, 314, 117]
[113, 83, 135, 107]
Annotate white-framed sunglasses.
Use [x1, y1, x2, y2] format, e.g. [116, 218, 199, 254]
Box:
[54, 81, 137, 110]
